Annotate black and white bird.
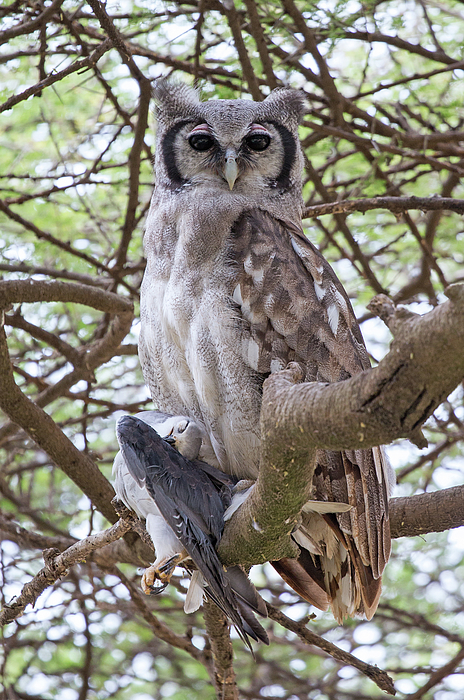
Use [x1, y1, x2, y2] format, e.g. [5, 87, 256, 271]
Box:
[138, 82, 395, 622]
[113, 411, 268, 648]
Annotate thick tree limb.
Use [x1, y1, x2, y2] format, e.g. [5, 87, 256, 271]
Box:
[303, 196, 464, 218]
[219, 284, 464, 565]
[389, 485, 464, 539]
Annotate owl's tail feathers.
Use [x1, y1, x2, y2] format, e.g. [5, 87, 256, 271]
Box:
[341, 535, 383, 621]
[272, 533, 383, 624]
[224, 565, 269, 645]
[271, 558, 330, 612]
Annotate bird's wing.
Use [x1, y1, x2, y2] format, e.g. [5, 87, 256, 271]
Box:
[116, 415, 268, 647]
[191, 458, 236, 507]
[228, 208, 393, 619]
[117, 416, 228, 542]
[112, 451, 161, 521]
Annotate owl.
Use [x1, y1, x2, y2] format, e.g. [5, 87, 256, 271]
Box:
[138, 81, 394, 622]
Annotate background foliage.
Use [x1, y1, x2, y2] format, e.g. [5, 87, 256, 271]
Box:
[1, 0, 464, 698]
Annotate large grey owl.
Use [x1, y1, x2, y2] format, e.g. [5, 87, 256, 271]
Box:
[139, 81, 394, 622]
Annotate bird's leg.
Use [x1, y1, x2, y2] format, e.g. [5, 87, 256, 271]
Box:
[141, 553, 185, 595]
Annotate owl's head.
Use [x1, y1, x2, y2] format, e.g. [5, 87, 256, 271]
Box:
[152, 81, 306, 198]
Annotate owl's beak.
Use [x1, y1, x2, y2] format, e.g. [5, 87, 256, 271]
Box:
[223, 150, 239, 190]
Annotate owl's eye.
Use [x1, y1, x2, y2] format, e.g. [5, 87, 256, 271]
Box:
[189, 133, 214, 151]
[245, 134, 271, 151]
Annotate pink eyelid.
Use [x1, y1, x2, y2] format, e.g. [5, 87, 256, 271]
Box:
[188, 123, 270, 137]
[248, 124, 271, 136]
[188, 123, 211, 136]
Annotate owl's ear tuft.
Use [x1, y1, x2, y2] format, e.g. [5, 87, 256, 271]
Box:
[152, 79, 201, 122]
[261, 88, 307, 125]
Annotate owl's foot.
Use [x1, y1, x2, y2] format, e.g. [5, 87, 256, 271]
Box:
[141, 553, 185, 595]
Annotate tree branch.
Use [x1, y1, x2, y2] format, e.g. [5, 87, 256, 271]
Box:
[267, 605, 396, 695]
[223, 2, 263, 101]
[0, 38, 111, 114]
[389, 485, 464, 538]
[0, 281, 134, 523]
[303, 196, 464, 219]
[0, 0, 64, 44]
[0, 518, 131, 626]
[219, 284, 464, 565]
[203, 602, 239, 700]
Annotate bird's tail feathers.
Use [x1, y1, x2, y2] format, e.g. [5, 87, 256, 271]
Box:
[201, 580, 267, 649]
[281, 520, 383, 623]
[236, 600, 269, 645]
[224, 565, 267, 617]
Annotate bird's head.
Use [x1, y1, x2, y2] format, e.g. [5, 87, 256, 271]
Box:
[163, 418, 203, 461]
[153, 80, 306, 197]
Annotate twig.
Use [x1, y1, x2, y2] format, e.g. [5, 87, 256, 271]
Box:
[267, 604, 396, 695]
[0, 519, 131, 626]
[0, 39, 111, 113]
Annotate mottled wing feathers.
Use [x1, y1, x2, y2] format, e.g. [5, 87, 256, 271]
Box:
[227, 210, 368, 382]
[227, 209, 391, 620]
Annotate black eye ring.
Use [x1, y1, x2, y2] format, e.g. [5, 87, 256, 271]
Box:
[245, 134, 271, 152]
[189, 133, 214, 152]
